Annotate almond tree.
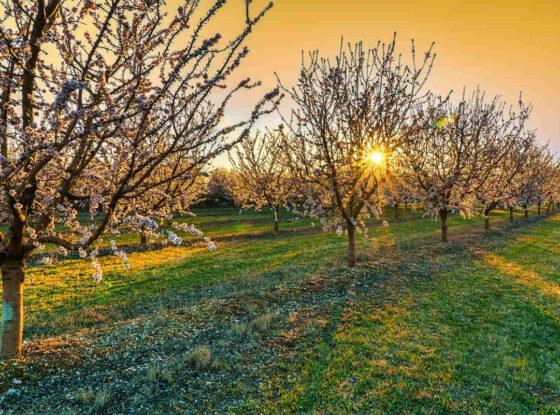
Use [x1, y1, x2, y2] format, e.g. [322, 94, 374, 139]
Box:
[279, 36, 435, 266]
[128, 155, 208, 244]
[474, 99, 535, 229]
[403, 89, 523, 242]
[515, 144, 557, 218]
[382, 167, 416, 220]
[501, 144, 534, 223]
[206, 168, 234, 206]
[229, 128, 294, 232]
[544, 164, 560, 214]
[0, 0, 279, 359]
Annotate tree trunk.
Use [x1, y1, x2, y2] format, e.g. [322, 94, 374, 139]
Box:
[1, 260, 25, 360]
[524, 206, 529, 219]
[273, 207, 279, 232]
[404, 202, 409, 210]
[347, 224, 356, 267]
[547, 202, 552, 215]
[440, 209, 449, 242]
[140, 233, 147, 244]
[509, 207, 514, 223]
[394, 204, 399, 219]
[538, 202, 541, 216]
[483, 207, 490, 230]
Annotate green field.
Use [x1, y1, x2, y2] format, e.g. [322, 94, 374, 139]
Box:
[1, 207, 560, 414]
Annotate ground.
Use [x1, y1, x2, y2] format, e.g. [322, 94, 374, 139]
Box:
[1, 207, 560, 414]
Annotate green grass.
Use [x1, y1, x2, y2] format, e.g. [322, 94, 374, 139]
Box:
[17, 206, 505, 339]
[2, 206, 560, 413]
[254, 214, 560, 414]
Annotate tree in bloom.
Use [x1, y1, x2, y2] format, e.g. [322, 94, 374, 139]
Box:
[403, 89, 528, 242]
[471, 97, 535, 230]
[229, 128, 294, 232]
[543, 164, 560, 215]
[279, 36, 435, 266]
[0, 0, 279, 358]
[205, 168, 234, 207]
[513, 144, 557, 219]
[381, 167, 417, 220]
[125, 155, 208, 244]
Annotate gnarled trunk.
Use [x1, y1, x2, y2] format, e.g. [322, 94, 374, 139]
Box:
[273, 207, 279, 232]
[1, 260, 25, 360]
[509, 207, 514, 223]
[483, 207, 490, 230]
[347, 224, 356, 267]
[440, 209, 449, 242]
[483, 203, 496, 230]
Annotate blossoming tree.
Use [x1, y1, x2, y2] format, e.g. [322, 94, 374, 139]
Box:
[229, 128, 294, 232]
[514, 144, 557, 218]
[472, 98, 535, 229]
[381, 167, 417, 220]
[403, 89, 526, 241]
[279, 36, 435, 266]
[0, 0, 279, 358]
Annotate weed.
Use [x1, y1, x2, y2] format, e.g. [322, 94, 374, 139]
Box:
[185, 346, 212, 369]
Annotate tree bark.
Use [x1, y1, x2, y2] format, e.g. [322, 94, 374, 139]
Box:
[524, 206, 529, 219]
[509, 207, 514, 223]
[440, 209, 449, 242]
[538, 202, 541, 216]
[1, 260, 25, 359]
[483, 207, 490, 230]
[547, 202, 552, 215]
[140, 233, 147, 244]
[273, 207, 279, 232]
[394, 204, 399, 219]
[347, 224, 356, 267]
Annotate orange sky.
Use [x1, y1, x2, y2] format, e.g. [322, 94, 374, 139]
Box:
[172, 0, 560, 151]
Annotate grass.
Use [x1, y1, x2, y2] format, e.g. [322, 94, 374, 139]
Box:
[1, 206, 560, 413]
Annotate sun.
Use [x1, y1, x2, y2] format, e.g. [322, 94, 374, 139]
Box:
[368, 150, 385, 166]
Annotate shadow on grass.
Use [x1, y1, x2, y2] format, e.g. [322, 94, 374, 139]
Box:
[257, 215, 560, 413]
[20, 212, 549, 342]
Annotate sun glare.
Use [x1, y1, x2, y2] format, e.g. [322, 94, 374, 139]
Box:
[369, 150, 385, 166]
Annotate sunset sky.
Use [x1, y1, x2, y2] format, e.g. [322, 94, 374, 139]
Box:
[174, 0, 560, 153]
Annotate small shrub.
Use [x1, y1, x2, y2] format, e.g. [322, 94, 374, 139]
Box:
[231, 322, 248, 335]
[287, 312, 298, 324]
[94, 388, 111, 410]
[250, 312, 280, 333]
[302, 318, 324, 337]
[75, 388, 94, 403]
[185, 346, 212, 368]
[147, 363, 174, 383]
[210, 358, 228, 370]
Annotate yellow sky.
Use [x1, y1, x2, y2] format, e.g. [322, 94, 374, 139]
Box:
[172, 0, 560, 152]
